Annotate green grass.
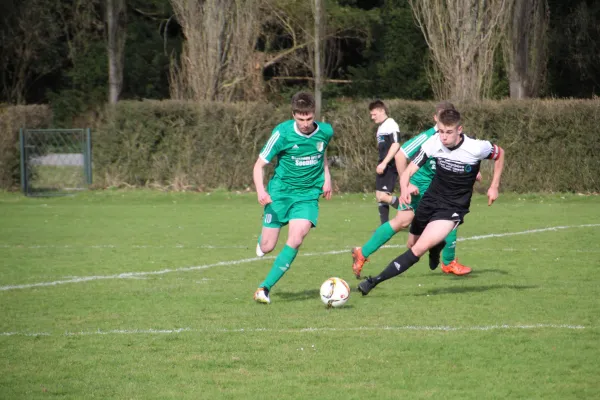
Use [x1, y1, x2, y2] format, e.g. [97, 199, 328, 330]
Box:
[1, 190, 599, 399]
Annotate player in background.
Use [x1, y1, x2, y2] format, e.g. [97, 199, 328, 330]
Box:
[351, 102, 476, 278]
[357, 109, 504, 296]
[252, 92, 334, 304]
[369, 100, 403, 225]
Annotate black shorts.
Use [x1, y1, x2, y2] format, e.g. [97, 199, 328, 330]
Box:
[409, 196, 468, 236]
[375, 165, 398, 193]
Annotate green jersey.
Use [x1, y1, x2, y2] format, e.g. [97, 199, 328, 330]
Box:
[259, 120, 334, 195]
[400, 126, 437, 189]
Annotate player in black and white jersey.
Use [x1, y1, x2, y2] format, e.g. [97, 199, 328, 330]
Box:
[358, 109, 505, 295]
[369, 100, 403, 225]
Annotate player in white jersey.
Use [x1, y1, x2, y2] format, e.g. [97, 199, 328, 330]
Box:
[368, 100, 403, 225]
[358, 109, 505, 295]
[252, 92, 334, 304]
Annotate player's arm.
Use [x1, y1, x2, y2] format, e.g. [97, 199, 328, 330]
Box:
[253, 158, 272, 205]
[322, 153, 332, 200]
[400, 162, 420, 191]
[397, 131, 431, 197]
[254, 129, 282, 206]
[394, 149, 408, 176]
[486, 144, 504, 206]
[376, 131, 400, 174]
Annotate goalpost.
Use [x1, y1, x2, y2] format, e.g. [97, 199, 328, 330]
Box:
[19, 128, 92, 196]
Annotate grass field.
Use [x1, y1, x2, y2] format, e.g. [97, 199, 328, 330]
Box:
[1, 190, 599, 399]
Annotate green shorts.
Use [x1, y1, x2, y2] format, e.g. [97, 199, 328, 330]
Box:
[263, 197, 319, 228]
[397, 182, 429, 212]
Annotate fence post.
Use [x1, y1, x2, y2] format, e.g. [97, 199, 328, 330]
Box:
[19, 128, 27, 195]
[85, 128, 93, 185]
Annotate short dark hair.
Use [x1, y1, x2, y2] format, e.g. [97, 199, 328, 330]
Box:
[291, 92, 316, 114]
[438, 109, 461, 126]
[368, 100, 388, 114]
[435, 100, 455, 115]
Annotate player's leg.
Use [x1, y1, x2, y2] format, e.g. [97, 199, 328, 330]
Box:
[256, 227, 280, 257]
[351, 207, 414, 278]
[254, 199, 288, 304]
[255, 199, 317, 304]
[440, 228, 472, 275]
[258, 219, 310, 292]
[375, 190, 391, 225]
[358, 219, 456, 296]
[352, 187, 421, 278]
[375, 168, 400, 224]
[255, 202, 282, 257]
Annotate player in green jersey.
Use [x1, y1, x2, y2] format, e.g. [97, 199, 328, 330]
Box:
[351, 101, 474, 278]
[253, 92, 334, 304]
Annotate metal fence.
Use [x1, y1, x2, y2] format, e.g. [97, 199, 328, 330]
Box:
[19, 129, 92, 196]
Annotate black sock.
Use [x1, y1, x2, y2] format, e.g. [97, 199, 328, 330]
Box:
[428, 240, 446, 270]
[373, 249, 420, 285]
[391, 196, 400, 210]
[378, 203, 390, 224]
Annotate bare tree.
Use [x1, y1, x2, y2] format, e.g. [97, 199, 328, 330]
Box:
[260, 0, 355, 93]
[106, 0, 127, 104]
[169, 0, 363, 102]
[503, 0, 549, 98]
[313, 0, 324, 120]
[408, 0, 513, 100]
[0, 0, 62, 104]
[169, 0, 263, 101]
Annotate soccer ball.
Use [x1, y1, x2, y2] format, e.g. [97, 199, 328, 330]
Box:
[319, 277, 350, 308]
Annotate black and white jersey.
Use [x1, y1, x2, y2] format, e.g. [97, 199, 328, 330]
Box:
[411, 133, 501, 210]
[376, 118, 400, 166]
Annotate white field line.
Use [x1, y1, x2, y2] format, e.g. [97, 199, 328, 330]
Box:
[1, 223, 599, 292]
[0, 244, 248, 249]
[1, 324, 588, 338]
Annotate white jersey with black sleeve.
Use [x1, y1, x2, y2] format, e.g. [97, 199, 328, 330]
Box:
[411, 133, 501, 211]
[376, 118, 401, 166]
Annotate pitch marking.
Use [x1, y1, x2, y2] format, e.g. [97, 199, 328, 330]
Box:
[0, 324, 588, 337]
[1, 224, 599, 292]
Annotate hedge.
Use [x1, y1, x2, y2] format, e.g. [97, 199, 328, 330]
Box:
[0, 105, 53, 189]
[1, 99, 598, 193]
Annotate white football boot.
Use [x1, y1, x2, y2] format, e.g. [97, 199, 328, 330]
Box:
[253, 287, 270, 304]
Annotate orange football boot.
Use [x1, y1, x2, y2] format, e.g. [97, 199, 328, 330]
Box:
[351, 247, 369, 279]
[441, 259, 472, 276]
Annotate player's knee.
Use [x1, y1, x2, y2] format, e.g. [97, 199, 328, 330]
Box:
[410, 244, 427, 257]
[375, 192, 387, 202]
[392, 215, 411, 230]
[286, 238, 303, 249]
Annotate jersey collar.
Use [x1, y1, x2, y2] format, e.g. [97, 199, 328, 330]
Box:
[293, 122, 320, 138]
[446, 134, 465, 151]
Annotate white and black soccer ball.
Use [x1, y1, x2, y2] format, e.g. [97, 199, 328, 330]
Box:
[319, 277, 350, 308]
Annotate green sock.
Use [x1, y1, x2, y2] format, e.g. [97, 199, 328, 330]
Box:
[259, 244, 298, 290]
[442, 229, 457, 265]
[362, 222, 396, 258]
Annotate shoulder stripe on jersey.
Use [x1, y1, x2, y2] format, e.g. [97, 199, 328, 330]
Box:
[403, 133, 429, 154]
[260, 131, 280, 159]
[412, 149, 427, 166]
[392, 131, 399, 143]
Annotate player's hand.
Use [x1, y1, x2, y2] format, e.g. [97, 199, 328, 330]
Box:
[487, 186, 499, 206]
[257, 190, 272, 206]
[408, 183, 420, 195]
[376, 163, 386, 175]
[399, 189, 411, 206]
[322, 180, 332, 200]
[476, 172, 482, 182]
